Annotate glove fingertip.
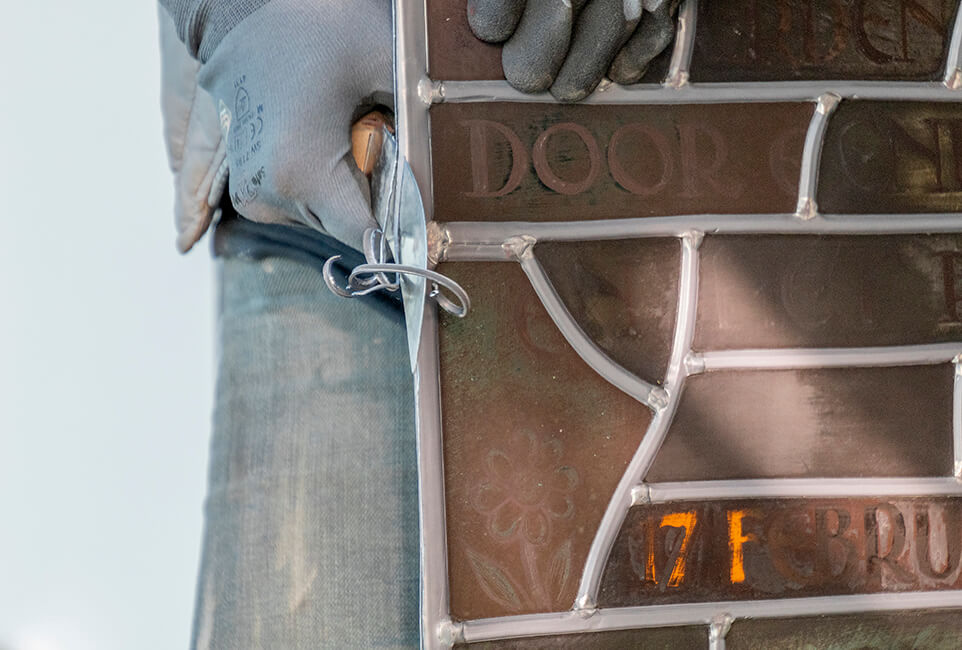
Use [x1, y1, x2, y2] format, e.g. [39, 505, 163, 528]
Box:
[467, 0, 527, 43]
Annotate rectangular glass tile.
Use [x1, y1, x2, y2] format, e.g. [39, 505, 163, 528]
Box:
[819, 101, 962, 214]
[426, 0, 502, 81]
[431, 103, 810, 222]
[457, 626, 708, 648]
[648, 365, 954, 482]
[438, 263, 653, 620]
[691, 0, 957, 82]
[695, 235, 962, 350]
[600, 498, 962, 606]
[728, 609, 962, 649]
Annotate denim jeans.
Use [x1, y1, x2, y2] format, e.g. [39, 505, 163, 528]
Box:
[190, 253, 420, 648]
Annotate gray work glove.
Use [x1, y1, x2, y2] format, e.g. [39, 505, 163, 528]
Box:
[468, 0, 678, 102]
[161, 0, 393, 251]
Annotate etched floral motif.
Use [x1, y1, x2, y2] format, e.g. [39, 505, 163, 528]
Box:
[465, 430, 581, 612]
[472, 430, 579, 546]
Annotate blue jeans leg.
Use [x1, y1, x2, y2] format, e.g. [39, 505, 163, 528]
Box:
[190, 255, 419, 649]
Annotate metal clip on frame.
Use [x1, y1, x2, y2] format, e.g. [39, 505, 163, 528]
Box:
[323, 227, 470, 318]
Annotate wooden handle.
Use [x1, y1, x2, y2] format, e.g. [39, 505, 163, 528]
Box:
[351, 111, 393, 176]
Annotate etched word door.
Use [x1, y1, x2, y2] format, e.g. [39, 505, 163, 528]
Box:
[397, 0, 962, 647]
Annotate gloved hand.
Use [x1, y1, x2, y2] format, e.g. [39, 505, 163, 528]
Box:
[467, 0, 678, 102]
[161, 0, 393, 251]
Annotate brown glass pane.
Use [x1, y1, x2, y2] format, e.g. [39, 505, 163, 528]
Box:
[819, 101, 962, 214]
[648, 365, 954, 482]
[600, 498, 962, 606]
[427, 0, 502, 81]
[695, 235, 962, 350]
[537, 239, 680, 385]
[438, 263, 653, 620]
[456, 626, 708, 648]
[691, 0, 956, 82]
[728, 609, 962, 649]
[431, 103, 810, 222]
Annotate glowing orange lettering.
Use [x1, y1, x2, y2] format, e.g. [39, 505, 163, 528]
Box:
[660, 511, 698, 587]
[728, 509, 760, 584]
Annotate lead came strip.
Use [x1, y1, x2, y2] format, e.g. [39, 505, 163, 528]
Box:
[639, 477, 962, 504]
[665, 0, 697, 89]
[574, 232, 702, 611]
[687, 344, 962, 372]
[795, 93, 840, 220]
[429, 80, 962, 105]
[955, 361, 962, 479]
[457, 590, 962, 643]
[439, 214, 962, 261]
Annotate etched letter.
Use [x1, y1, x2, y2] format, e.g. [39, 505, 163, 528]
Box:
[461, 119, 528, 198]
[608, 123, 673, 196]
[679, 123, 743, 199]
[728, 509, 760, 584]
[532, 123, 602, 195]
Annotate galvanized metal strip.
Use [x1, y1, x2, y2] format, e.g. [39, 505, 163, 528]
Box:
[795, 93, 840, 220]
[665, 0, 696, 89]
[457, 591, 962, 643]
[686, 343, 962, 374]
[428, 80, 962, 105]
[515, 240, 667, 410]
[945, 0, 962, 89]
[438, 214, 962, 261]
[573, 232, 702, 610]
[637, 477, 962, 504]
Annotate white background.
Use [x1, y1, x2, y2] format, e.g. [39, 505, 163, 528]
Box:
[1, 3, 214, 649]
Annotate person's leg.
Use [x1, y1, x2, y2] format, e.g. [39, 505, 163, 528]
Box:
[190, 253, 419, 649]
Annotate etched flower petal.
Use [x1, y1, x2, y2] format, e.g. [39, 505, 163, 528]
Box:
[486, 449, 514, 484]
[522, 510, 550, 545]
[545, 491, 575, 520]
[491, 500, 524, 539]
[473, 482, 507, 514]
[549, 465, 579, 494]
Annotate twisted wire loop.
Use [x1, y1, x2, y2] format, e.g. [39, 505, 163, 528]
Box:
[323, 227, 471, 318]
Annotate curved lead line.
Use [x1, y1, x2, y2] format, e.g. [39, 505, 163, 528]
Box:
[456, 590, 962, 643]
[641, 477, 962, 504]
[430, 79, 962, 104]
[516, 247, 667, 410]
[665, 0, 696, 88]
[686, 343, 962, 373]
[438, 213, 962, 261]
[573, 232, 701, 611]
[795, 93, 840, 220]
[944, 1, 962, 88]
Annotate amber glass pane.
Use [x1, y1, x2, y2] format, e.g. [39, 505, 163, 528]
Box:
[695, 235, 962, 350]
[457, 626, 708, 648]
[819, 101, 962, 214]
[600, 498, 962, 606]
[536, 239, 680, 385]
[691, 0, 956, 82]
[430, 103, 810, 222]
[648, 365, 953, 482]
[438, 263, 653, 620]
[728, 610, 962, 649]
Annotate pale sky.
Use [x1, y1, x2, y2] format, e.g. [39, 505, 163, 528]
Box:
[1, 3, 213, 649]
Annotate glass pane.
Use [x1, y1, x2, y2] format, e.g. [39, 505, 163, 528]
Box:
[426, 0, 502, 81]
[691, 0, 957, 82]
[728, 610, 962, 649]
[600, 498, 962, 606]
[430, 103, 810, 222]
[438, 263, 653, 620]
[648, 365, 954, 482]
[695, 235, 962, 350]
[457, 626, 708, 648]
[819, 101, 962, 214]
[537, 239, 681, 385]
